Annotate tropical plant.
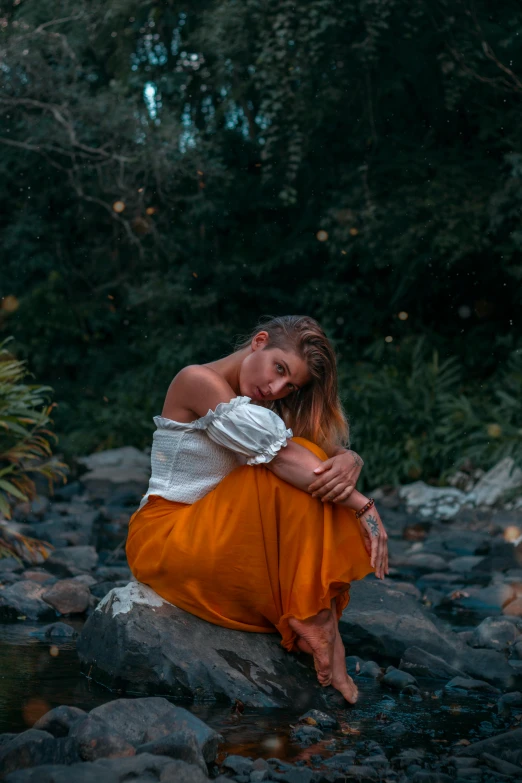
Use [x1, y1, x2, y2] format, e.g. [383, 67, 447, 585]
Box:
[0, 337, 67, 560]
[346, 340, 522, 490]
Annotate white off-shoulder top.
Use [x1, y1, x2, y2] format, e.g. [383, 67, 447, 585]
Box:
[138, 396, 293, 508]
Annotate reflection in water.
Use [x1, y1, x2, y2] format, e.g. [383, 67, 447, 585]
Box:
[0, 622, 506, 761]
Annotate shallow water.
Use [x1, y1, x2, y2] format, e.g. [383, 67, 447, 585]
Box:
[0, 620, 506, 762]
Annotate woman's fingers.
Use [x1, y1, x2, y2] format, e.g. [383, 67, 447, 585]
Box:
[329, 485, 355, 502]
[310, 475, 343, 497]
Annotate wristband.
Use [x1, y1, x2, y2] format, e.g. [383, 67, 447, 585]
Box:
[355, 498, 374, 519]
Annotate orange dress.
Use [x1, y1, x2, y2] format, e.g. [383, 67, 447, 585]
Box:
[126, 436, 373, 653]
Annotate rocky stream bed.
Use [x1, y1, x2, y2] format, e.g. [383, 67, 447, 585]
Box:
[1, 447, 522, 781]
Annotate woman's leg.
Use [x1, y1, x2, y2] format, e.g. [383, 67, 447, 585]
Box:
[289, 598, 358, 703]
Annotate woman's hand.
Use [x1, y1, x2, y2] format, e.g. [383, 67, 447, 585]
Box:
[307, 449, 363, 503]
[359, 505, 389, 580]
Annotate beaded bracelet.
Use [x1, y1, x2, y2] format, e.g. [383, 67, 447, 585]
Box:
[355, 498, 375, 519]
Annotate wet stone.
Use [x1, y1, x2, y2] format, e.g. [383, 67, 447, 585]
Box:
[89, 697, 221, 763]
[136, 729, 207, 773]
[42, 621, 78, 639]
[69, 714, 136, 761]
[0, 581, 56, 621]
[497, 691, 522, 716]
[222, 755, 254, 775]
[445, 676, 501, 694]
[290, 724, 323, 746]
[469, 616, 520, 651]
[381, 666, 418, 691]
[45, 546, 99, 576]
[298, 709, 338, 729]
[33, 705, 86, 737]
[42, 578, 91, 615]
[0, 730, 80, 777]
[359, 660, 383, 678]
[383, 721, 407, 737]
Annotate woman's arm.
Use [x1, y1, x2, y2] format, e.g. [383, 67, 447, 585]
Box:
[266, 440, 368, 511]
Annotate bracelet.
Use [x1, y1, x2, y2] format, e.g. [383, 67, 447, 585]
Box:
[355, 498, 374, 519]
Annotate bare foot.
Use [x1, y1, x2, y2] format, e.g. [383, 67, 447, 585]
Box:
[331, 625, 358, 704]
[289, 608, 336, 686]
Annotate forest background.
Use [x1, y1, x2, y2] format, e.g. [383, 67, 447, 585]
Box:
[0, 0, 521, 492]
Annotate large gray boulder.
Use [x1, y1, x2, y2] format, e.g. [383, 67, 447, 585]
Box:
[76, 582, 328, 709]
[340, 580, 518, 689]
[77, 446, 150, 502]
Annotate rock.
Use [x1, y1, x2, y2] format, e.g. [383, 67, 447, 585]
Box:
[400, 553, 450, 572]
[136, 729, 207, 772]
[45, 546, 98, 576]
[447, 556, 487, 573]
[36, 514, 96, 548]
[90, 581, 123, 599]
[398, 481, 467, 520]
[497, 691, 522, 716]
[290, 725, 323, 746]
[53, 481, 83, 501]
[359, 660, 383, 678]
[469, 616, 519, 651]
[456, 726, 522, 757]
[88, 697, 220, 763]
[472, 457, 522, 506]
[340, 580, 517, 689]
[77, 446, 150, 502]
[445, 676, 501, 693]
[339, 766, 378, 781]
[0, 581, 55, 621]
[391, 581, 422, 598]
[298, 709, 337, 729]
[381, 667, 418, 691]
[222, 755, 254, 775]
[438, 530, 491, 557]
[5, 754, 208, 783]
[77, 582, 331, 709]
[33, 705, 86, 737]
[446, 583, 516, 614]
[384, 721, 407, 737]
[0, 730, 79, 777]
[399, 647, 466, 680]
[94, 565, 132, 581]
[0, 558, 23, 573]
[322, 752, 356, 771]
[41, 578, 91, 615]
[42, 622, 78, 639]
[23, 570, 57, 586]
[69, 715, 135, 761]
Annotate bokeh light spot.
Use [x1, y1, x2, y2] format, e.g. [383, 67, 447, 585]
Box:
[316, 230, 328, 242]
[398, 311, 408, 321]
[1, 295, 20, 313]
[23, 698, 49, 726]
[112, 201, 125, 213]
[504, 526, 520, 543]
[385, 335, 393, 343]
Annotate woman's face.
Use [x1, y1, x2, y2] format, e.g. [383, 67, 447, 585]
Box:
[240, 332, 311, 402]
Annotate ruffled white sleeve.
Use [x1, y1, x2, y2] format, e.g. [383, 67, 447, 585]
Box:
[196, 396, 293, 465]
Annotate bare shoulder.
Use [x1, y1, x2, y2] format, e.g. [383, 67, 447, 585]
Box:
[161, 365, 237, 422]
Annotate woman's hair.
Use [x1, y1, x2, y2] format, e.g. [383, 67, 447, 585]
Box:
[234, 315, 349, 456]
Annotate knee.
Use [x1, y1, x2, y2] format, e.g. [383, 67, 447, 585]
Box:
[291, 436, 328, 462]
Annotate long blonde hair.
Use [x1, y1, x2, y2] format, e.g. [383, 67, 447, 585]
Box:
[234, 315, 349, 456]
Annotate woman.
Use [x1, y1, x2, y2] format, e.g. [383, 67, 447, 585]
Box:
[127, 315, 388, 704]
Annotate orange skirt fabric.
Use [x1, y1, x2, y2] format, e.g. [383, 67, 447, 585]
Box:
[126, 437, 373, 653]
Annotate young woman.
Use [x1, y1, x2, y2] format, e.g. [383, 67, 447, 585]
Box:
[126, 315, 388, 703]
